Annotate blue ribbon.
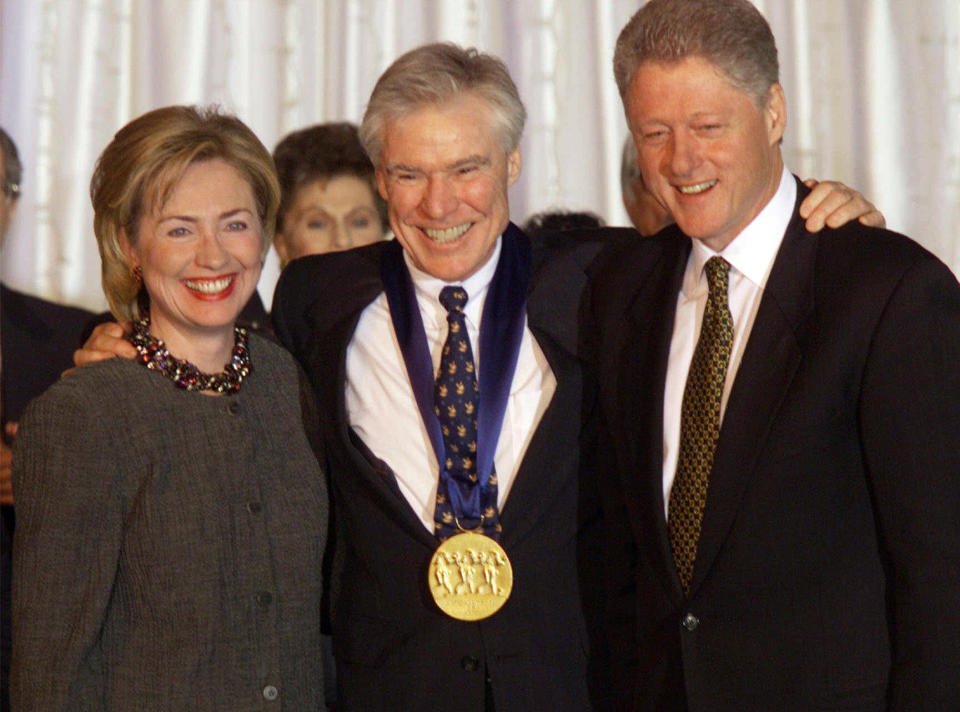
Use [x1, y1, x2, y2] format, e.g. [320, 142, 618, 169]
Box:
[382, 224, 531, 525]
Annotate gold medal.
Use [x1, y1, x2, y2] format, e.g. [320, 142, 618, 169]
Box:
[428, 531, 513, 621]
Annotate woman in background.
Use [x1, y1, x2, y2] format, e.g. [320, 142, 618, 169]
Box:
[272, 122, 388, 265]
[11, 105, 327, 711]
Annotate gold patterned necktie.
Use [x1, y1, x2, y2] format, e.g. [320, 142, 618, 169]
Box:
[668, 256, 733, 595]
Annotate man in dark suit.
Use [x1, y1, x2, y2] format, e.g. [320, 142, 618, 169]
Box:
[271, 44, 609, 711]
[589, 1, 960, 710]
[0, 127, 97, 712]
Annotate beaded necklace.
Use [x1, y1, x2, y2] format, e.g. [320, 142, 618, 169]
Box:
[130, 315, 252, 394]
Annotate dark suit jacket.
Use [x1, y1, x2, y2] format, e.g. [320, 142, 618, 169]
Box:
[587, 181, 960, 711]
[272, 227, 616, 711]
[1, 283, 97, 712]
[1, 284, 97, 423]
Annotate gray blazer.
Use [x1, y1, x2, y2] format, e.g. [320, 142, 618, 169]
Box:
[11, 334, 328, 711]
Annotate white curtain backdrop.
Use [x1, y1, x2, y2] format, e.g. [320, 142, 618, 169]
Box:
[1, 0, 958, 312]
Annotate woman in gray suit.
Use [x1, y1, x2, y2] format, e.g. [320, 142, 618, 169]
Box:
[10, 106, 327, 710]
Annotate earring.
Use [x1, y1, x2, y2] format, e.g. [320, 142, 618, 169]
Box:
[133, 265, 143, 282]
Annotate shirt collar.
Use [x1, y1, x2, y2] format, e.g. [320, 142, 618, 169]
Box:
[404, 236, 502, 326]
[685, 165, 796, 294]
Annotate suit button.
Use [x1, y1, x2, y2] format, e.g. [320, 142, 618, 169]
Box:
[262, 685, 278, 701]
[246, 501, 262, 514]
[460, 655, 480, 671]
[256, 591, 273, 608]
[227, 401, 241, 415]
[682, 613, 699, 631]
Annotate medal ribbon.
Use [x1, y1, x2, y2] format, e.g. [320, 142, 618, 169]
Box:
[382, 224, 531, 531]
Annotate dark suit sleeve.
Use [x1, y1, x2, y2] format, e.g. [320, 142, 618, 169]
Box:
[580, 245, 642, 707]
[858, 255, 960, 708]
[271, 264, 303, 360]
[11, 381, 122, 710]
[1, 288, 101, 424]
[296, 364, 338, 635]
[594, 409, 642, 708]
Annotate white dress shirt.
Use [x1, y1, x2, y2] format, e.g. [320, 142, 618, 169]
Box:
[345, 237, 557, 532]
[662, 166, 797, 516]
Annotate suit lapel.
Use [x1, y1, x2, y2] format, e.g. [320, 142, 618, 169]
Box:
[497, 234, 586, 548]
[688, 199, 817, 595]
[308, 248, 438, 545]
[618, 235, 691, 599]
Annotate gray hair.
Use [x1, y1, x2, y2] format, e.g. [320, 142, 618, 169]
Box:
[359, 42, 526, 166]
[613, 0, 779, 108]
[0, 127, 22, 199]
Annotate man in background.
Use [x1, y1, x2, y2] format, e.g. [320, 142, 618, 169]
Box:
[621, 133, 673, 236]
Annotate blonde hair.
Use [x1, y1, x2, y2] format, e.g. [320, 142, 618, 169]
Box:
[90, 105, 280, 321]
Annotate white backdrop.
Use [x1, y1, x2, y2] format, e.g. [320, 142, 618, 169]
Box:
[1, 0, 958, 312]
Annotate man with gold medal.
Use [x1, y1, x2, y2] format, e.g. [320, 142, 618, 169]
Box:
[272, 44, 598, 711]
[371, 129, 518, 621]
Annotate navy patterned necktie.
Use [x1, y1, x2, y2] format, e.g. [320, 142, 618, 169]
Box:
[668, 256, 733, 595]
[433, 286, 500, 541]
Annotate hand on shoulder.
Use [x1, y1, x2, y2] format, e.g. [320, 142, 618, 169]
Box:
[68, 321, 137, 375]
[800, 178, 886, 233]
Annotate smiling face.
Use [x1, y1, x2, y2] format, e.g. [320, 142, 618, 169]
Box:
[375, 93, 521, 282]
[275, 174, 384, 264]
[626, 55, 785, 252]
[124, 158, 263, 364]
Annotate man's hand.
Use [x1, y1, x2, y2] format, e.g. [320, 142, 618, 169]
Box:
[800, 179, 886, 233]
[1, 422, 19, 506]
[70, 321, 136, 372]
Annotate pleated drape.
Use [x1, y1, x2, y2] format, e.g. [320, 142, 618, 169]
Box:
[1, 0, 957, 310]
